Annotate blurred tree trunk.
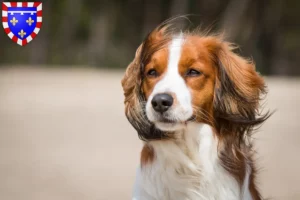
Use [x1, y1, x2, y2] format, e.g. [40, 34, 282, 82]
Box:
[142, 0, 163, 36]
[29, 0, 52, 64]
[264, 0, 285, 75]
[87, 2, 118, 66]
[87, 15, 109, 65]
[169, 0, 189, 16]
[57, 0, 84, 64]
[221, 0, 250, 40]
[169, 0, 189, 29]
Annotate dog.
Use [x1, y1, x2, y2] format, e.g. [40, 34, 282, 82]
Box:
[121, 20, 269, 200]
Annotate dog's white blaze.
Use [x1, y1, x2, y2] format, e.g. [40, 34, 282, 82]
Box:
[167, 34, 183, 74]
[133, 123, 246, 200]
[146, 35, 193, 128]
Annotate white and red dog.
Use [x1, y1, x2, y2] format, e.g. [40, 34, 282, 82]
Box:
[122, 20, 269, 200]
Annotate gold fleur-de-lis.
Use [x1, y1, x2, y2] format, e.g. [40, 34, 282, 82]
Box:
[18, 29, 26, 38]
[26, 17, 34, 26]
[10, 17, 18, 26]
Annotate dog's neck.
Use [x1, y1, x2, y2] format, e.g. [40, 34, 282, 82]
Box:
[133, 122, 252, 200]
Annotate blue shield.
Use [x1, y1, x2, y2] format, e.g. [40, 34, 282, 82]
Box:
[2, 2, 42, 46]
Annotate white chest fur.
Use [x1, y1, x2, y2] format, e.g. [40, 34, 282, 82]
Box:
[132, 123, 251, 200]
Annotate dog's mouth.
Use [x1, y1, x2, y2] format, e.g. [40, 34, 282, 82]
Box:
[159, 118, 177, 124]
[146, 106, 195, 131]
[156, 115, 196, 123]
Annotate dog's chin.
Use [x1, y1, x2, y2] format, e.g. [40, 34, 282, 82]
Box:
[154, 122, 185, 132]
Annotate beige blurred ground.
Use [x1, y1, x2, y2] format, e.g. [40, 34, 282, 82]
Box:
[0, 68, 299, 200]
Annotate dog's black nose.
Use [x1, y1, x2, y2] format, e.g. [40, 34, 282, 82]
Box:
[151, 93, 173, 113]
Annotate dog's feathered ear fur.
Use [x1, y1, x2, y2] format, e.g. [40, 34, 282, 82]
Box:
[121, 25, 172, 141]
[204, 38, 270, 196]
[202, 37, 269, 141]
[121, 44, 142, 108]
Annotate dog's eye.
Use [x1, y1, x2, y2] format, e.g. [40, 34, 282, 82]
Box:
[186, 69, 202, 77]
[147, 69, 158, 77]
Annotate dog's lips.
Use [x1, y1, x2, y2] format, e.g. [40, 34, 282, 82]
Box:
[154, 115, 196, 124]
[160, 118, 176, 124]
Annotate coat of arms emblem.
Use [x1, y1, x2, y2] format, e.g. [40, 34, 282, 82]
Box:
[2, 2, 42, 46]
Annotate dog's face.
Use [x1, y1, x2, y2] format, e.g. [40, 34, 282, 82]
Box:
[142, 35, 216, 132]
[122, 24, 267, 141]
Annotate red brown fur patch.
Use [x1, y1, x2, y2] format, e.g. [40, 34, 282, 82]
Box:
[141, 144, 155, 167]
[142, 48, 169, 99]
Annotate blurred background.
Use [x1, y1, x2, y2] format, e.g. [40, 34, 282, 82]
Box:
[1, 0, 300, 75]
[0, 0, 299, 200]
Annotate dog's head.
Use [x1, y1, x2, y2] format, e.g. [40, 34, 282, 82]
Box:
[122, 22, 269, 141]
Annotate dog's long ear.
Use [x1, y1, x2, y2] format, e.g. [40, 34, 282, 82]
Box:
[209, 39, 269, 140]
[204, 39, 270, 195]
[121, 44, 143, 106]
[121, 43, 150, 140]
[121, 25, 171, 141]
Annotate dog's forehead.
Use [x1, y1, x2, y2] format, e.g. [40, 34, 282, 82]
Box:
[146, 36, 183, 64]
[181, 36, 212, 56]
[150, 48, 169, 63]
[143, 34, 216, 72]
